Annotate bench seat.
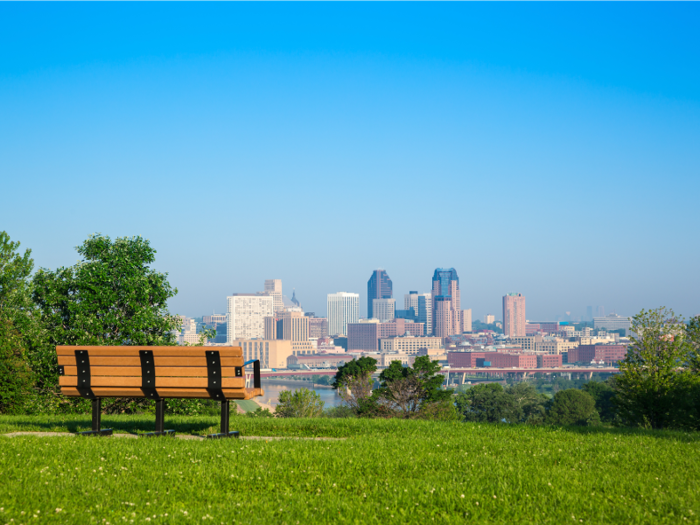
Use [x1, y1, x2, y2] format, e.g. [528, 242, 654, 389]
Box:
[55, 345, 263, 437]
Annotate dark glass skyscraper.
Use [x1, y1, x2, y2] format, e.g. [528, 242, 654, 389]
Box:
[367, 269, 393, 319]
[431, 268, 460, 337]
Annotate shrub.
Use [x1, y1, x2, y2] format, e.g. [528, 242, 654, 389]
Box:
[456, 383, 515, 423]
[275, 388, 325, 418]
[245, 407, 275, 418]
[546, 389, 600, 426]
[324, 405, 356, 418]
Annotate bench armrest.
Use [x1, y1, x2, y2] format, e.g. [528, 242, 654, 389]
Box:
[243, 360, 261, 389]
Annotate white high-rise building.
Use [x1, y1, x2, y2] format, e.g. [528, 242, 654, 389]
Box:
[327, 292, 360, 337]
[373, 298, 396, 321]
[227, 293, 274, 342]
[264, 279, 284, 313]
[594, 314, 632, 336]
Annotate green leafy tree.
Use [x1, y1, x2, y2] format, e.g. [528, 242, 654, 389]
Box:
[545, 389, 600, 426]
[275, 388, 325, 418]
[332, 356, 378, 414]
[0, 232, 38, 413]
[31, 234, 180, 412]
[455, 383, 515, 423]
[312, 375, 331, 386]
[506, 382, 547, 424]
[333, 356, 377, 389]
[683, 316, 700, 430]
[456, 382, 547, 424]
[582, 379, 617, 423]
[376, 356, 455, 419]
[614, 307, 692, 429]
[33, 234, 180, 349]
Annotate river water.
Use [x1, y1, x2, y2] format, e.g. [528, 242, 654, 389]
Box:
[258, 380, 344, 409]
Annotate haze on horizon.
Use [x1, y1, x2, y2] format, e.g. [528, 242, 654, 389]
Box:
[1, 3, 699, 322]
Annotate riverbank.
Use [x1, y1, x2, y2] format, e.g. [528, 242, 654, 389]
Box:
[258, 380, 343, 408]
[262, 378, 334, 389]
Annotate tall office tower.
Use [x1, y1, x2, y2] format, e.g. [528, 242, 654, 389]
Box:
[227, 293, 274, 342]
[417, 294, 433, 335]
[461, 309, 472, 333]
[484, 314, 495, 325]
[367, 269, 393, 319]
[406, 291, 433, 335]
[327, 292, 360, 337]
[503, 293, 526, 337]
[404, 291, 419, 315]
[264, 279, 284, 313]
[372, 298, 396, 322]
[431, 268, 460, 337]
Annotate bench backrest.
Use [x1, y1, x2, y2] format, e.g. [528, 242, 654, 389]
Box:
[56, 346, 262, 401]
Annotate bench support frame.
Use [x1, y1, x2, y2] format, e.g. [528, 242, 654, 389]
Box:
[77, 398, 113, 436]
[141, 399, 176, 438]
[206, 400, 240, 439]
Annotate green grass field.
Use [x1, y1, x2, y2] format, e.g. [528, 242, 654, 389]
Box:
[1, 416, 699, 524]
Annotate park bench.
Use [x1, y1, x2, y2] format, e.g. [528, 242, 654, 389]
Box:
[56, 346, 263, 438]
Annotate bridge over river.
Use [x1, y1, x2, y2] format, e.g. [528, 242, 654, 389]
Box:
[256, 366, 619, 383]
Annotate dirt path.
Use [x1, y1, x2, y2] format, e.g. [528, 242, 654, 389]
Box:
[2, 431, 345, 441]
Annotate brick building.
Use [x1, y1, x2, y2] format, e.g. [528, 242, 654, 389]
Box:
[307, 316, 329, 339]
[503, 293, 526, 337]
[536, 354, 563, 368]
[567, 344, 627, 364]
[448, 352, 537, 368]
[526, 322, 560, 335]
[347, 319, 425, 351]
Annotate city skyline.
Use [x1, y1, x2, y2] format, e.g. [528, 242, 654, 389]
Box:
[212, 271, 629, 326]
[2, 3, 698, 321]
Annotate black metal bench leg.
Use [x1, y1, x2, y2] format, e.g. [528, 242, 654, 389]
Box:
[156, 399, 165, 433]
[93, 397, 101, 432]
[221, 399, 229, 434]
[77, 398, 113, 436]
[141, 399, 175, 437]
[206, 400, 240, 439]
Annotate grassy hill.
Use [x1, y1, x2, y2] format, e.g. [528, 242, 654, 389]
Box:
[1, 415, 699, 524]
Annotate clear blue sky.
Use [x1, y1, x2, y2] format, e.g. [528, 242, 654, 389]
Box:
[1, 3, 699, 321]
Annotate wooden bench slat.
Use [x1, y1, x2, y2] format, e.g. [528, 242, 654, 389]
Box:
[59, 376, 246, 388]
[56, 346, 243, 357]
[57, 356, 244, 367]
[61, 366, 245, 378]
[60, 387, 264, 400]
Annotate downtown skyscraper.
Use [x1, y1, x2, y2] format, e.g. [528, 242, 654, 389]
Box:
[327, 292, 360, 337]
[405, 291, 433, 335]
[367, 269, 392, 319]
[503, 293, 526, 337]
[431, 268, 460, 337]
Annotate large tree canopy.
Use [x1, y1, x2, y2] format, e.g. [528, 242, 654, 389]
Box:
[32, 234, 180, 347]
[614, 307, 694, 429]
[545, 389, 600, 426]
